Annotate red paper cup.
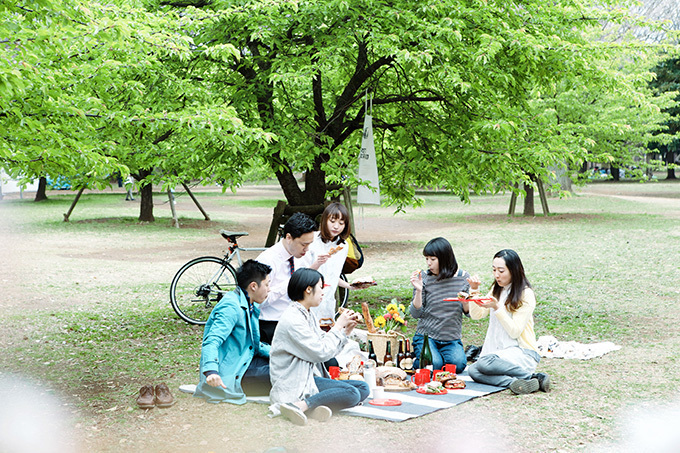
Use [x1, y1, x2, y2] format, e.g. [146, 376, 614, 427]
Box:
[328, 366, 340, 379]
[411, 369, 431, 386]
[444, 364, 457, 374]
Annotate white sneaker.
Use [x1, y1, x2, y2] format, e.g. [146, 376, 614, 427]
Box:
[280, 403, 308, 426]
[308, 405, 332, 422]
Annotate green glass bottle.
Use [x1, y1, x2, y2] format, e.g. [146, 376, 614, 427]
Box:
[368, 340, 377, 364]
[419, 333, 433, 372]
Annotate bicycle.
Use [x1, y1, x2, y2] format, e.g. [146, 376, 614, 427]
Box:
[170, 229, 350, 325]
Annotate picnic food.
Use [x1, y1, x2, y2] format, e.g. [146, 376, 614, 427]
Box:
[328, 245, 344, 256]
[457, 291, 470, 300]
[434, 371, 456, 382]
[362, 302, 377, 333]
[420, 381, 446, 394]
[338, 307, 364, 324]
[433, 370, 466, 389]
[444, 379, 466, 389]
[376, 366, 417, 390]
[346, 355, 364, 374]
[351, 276, 377, 289]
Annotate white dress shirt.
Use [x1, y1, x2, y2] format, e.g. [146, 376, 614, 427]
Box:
[256, 240, 308, 321]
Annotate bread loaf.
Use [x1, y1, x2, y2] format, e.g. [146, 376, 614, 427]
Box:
[362, 302, 376, 333]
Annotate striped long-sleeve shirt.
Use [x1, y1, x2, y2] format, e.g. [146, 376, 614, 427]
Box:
[410, 269, 471, 341]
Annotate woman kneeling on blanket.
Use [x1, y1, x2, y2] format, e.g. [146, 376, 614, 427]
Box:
[466, 249, 551, 395]
[269, 268, 369, 425]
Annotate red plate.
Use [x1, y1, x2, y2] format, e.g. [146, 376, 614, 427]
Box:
[416, 387, 448, 395]
[443, 297, 492, 305]
[369, 398, 402, 406]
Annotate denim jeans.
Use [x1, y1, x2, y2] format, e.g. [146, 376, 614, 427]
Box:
[304, 377, 369, 411]
[412, 334, 467, 372]
[467, 349, 538, 388]
[241, 356, 271, 396]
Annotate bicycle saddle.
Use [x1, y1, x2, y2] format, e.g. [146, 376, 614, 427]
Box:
[220, 229, 249, 241]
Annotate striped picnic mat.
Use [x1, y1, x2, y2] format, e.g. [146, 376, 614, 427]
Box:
[246, 373, 505, 422]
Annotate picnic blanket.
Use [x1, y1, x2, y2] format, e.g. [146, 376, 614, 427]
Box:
[246, 373, 504, 422]
[537, 335, 621, 360]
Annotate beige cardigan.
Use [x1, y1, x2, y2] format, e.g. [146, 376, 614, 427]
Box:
[469, 287, 538, 352]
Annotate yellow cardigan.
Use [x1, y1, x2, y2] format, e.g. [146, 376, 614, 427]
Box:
[469, 287, 538, 352]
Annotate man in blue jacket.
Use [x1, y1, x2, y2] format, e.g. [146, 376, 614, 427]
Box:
[194, 260, 272, 404]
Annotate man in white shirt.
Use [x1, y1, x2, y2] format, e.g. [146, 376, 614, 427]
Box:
[257, 212, 318, 344]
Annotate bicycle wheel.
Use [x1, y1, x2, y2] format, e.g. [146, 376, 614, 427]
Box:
[170, 256, 237, 325]
[335, 273, 349, 312]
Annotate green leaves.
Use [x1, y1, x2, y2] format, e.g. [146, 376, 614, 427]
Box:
[1, 0, 674, 214]
[1, 0, 271, 207]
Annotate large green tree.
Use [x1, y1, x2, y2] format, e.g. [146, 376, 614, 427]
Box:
[1, 0, 270, 220]
[173, 0, 669, 210]
[3, 0, 672, 220]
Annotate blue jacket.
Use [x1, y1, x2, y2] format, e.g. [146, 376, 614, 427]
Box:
[193, 288, 270, 404]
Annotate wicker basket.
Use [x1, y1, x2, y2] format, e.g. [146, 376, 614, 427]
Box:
[367, 330, 406, 365]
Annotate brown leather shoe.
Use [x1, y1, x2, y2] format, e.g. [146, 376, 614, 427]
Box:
[136, 385, 155, 409]
[154, 383, 175, 408]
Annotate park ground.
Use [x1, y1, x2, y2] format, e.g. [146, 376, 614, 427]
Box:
[1, 179, 679, 452]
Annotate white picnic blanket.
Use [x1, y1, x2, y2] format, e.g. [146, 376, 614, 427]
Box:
[537, 335, 621, 360]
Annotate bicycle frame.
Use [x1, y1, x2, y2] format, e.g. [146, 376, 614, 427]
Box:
[221, 235, 266, 267]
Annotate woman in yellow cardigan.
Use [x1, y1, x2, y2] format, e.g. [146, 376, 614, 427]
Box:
[466, 249, 551, 395]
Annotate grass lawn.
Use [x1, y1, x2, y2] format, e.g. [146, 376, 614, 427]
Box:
[0, 179, 679, 452]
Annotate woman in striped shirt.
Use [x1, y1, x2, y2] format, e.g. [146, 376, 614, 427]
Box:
[409, 237, 471, 372]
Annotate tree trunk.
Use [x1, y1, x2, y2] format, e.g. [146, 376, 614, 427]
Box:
[666, 151, 676, 179]
[550, 164, 572, 193]
[302, 155, 329, 204]
[523, 181, 535, 216]
[273, 159, 328, 206]
[611, 166, 620, 181]
[34, 176, 48, 202]
[136, 168, 155, 222]
[139, 184, 155, 222]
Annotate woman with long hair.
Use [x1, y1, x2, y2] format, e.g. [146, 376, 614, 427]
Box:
[466, 249, 551, 395]
[307, 202, 352, 320]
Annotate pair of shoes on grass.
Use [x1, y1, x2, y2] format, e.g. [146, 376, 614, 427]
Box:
[509, 373, 552, 395]
[136, 383, 174, 409]
[532, 373, 551, 392]
[280, 404, 332, 426]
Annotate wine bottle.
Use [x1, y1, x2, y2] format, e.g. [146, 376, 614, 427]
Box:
[419, 333, 433, 373]
[405, 338, 413, 359]
[368, 340, 377, 364]
[396, 339, 405, 368]
[383, 341, 394, 367]
[400, 338, 414, 373]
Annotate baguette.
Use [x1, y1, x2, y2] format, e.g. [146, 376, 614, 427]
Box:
[361, 302, 377, 333]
